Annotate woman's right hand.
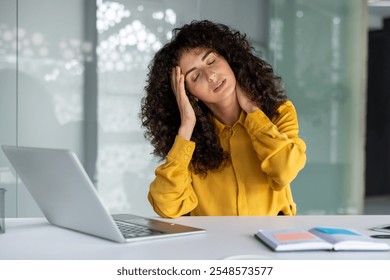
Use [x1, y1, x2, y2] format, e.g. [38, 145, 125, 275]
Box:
[171, 66, 196, 140]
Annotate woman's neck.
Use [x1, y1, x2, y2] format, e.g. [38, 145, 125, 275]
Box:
[207, 97, 241, 126]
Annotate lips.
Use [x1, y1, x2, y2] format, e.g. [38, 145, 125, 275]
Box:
[213, 79, 226, 92]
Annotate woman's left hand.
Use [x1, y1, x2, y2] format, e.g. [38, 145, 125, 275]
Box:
[236, 83, 259, 113]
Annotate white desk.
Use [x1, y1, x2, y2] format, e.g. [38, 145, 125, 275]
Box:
[1, 215, 390, 260]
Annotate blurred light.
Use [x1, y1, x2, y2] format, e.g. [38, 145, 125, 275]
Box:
[153, 11, 164, 20]
[31, 33, 44, 45]
[368, 0, 390, 6]
[96, 0, 131, 33]
[165, 9, 176, 25]
[3, 30, 13, 41]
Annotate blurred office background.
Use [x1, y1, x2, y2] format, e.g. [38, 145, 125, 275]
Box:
[0, 0, 389, 217]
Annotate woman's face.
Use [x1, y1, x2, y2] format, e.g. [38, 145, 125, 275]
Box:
[178, 48, 236, 106]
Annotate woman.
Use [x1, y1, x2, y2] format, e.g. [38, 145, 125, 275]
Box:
[141, 20, 306, 218]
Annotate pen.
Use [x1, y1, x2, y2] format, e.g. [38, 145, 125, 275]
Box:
[370, 234, 390, 239]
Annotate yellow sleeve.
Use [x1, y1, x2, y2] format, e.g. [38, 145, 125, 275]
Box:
[148, 135, 198, 218]
[244, 100, 307, 190]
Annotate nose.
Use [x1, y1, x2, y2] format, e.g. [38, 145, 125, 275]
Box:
[207, 71, 216, 82]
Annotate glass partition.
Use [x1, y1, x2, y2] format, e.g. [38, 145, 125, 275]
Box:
[0, 0, 269, 217]
[0, 0, 367, 217]
[94, 0, 269, 215]
[269, 0, 367, 214]
[0, 0, 17, 217]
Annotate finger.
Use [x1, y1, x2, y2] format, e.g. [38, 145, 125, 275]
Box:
[171, 66, 183, 97]
[178, 74, 185, 95]
[170, 67, 177, 93]
[176, 70, 186, 97]
[176, 66, 183, 92]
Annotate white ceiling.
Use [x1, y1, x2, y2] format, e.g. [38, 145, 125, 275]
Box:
[368, 0, 390, 29]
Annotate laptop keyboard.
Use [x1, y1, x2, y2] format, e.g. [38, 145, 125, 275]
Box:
[115, 220, 163, 239]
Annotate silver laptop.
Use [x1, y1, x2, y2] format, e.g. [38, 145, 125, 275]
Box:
[1, 145, 205, 243]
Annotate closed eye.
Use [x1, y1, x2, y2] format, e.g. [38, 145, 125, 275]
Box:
[193, 73, 200, 82]
[207, 59, 216, 65]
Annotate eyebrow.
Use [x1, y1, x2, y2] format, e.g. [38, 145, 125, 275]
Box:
[184, 50, 214, 80]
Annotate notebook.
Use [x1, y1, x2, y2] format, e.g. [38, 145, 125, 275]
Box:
[1, 145, 205, 243]
[255, 227, 390, 251]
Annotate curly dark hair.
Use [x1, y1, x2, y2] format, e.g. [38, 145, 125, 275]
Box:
[141, 20, 287, 175]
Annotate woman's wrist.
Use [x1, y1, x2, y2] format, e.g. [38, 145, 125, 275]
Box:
[178, 124, 195, 140]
